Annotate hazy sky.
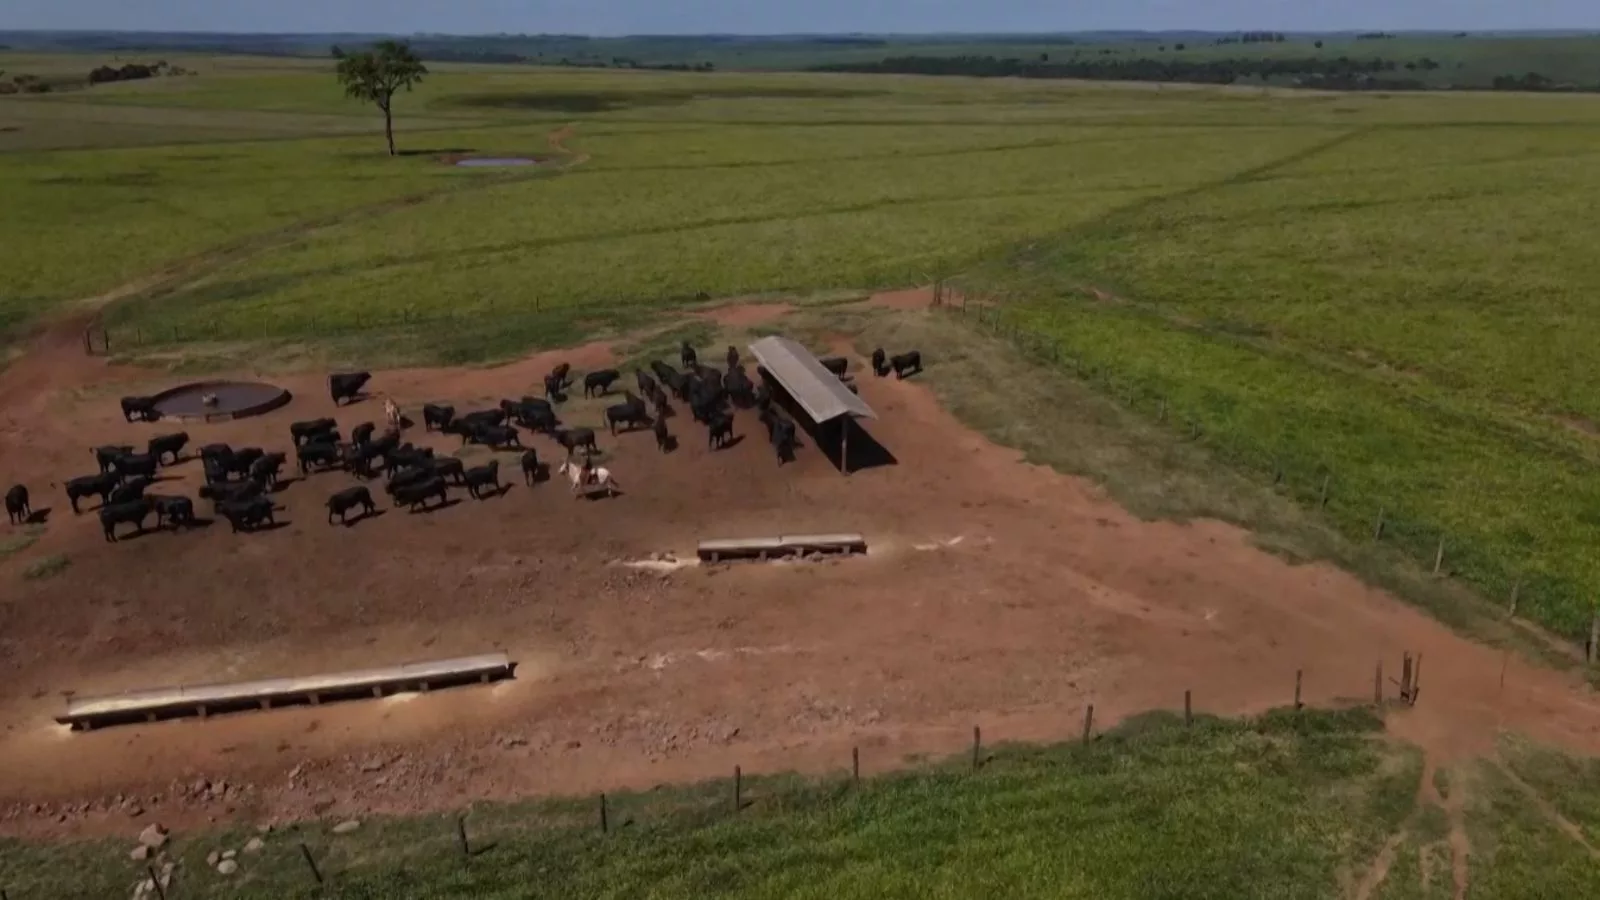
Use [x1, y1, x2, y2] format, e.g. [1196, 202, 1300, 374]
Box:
[8, 0, 1596, 35]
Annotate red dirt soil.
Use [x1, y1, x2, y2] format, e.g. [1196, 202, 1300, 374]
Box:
[2, 309, 1599, 839]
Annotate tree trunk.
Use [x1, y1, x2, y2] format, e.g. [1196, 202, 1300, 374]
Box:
[383, 101, 395, 156]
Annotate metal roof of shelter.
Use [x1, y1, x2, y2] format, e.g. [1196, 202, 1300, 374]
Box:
[746, 336, 878, 424]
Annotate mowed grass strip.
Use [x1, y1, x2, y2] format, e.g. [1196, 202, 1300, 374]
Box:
[0, 709, 1422, 900]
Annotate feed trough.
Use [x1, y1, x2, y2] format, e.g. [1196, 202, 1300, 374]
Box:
[56, 652, 514, 731]
[149, 380, 291, 423]
[697, 533, 867, 563]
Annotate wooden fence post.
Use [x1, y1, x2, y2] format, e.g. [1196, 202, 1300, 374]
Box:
[599, 793, 608, 833]
[1401, 652, 1414, 702]
[299, 843, 324, 885]
[1508, 579, 1521, 617]
[1433, 540, 1445, 576]
[1294, 669, 1303, 711]
[1373, 509, 1385, 541]
[852, 746, 860, 785]
[1184, 690, 1192, 727]
[1374, 661, 1384, 705]
[1411, 654, 1423, 705]
[147, 865, 167, 900]
[456, 815, 469, 858]
[734, 765, 742, 812]
[1082, 705, 1094, 745]
[1319, 474, 1330, 509]
[972, 725, 981, 771]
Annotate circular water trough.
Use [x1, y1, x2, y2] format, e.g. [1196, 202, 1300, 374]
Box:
[149, 380, 292, 423]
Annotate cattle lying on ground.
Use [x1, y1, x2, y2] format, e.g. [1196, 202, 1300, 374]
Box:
[521, 449, 541, 485]
[326, 486, 376, 524]
[148, 494, 196, 529]
[4, 485, 29, 525]
[464, 460, 502, 500]
[296, 441, 343, 475]
[120, 396, 159, 422]
[329, 371, 372, 406]
[146, 432, 189, 466]
[584, 369, 621, 398]
[93, 444, 134, 474]
[290, 418, 338, 447]
[66, 472, 119, 513]
[219, 496, 276, 533]
[109, 476, 153, 506]
[392, 476, 449, 512]
[99, 499, 152, 542]
[422, 403, 455, 432]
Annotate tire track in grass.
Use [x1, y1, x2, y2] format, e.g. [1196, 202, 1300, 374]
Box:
[1492, 758, 1600, 860]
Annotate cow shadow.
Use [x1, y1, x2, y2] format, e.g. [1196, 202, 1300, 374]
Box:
[172, 517, 216, 530]
[242, 521, 290, 534]
[471, 484, 513, 501]
[337, 394, 371, 407]
[148, 475, 184, 484]
[713, 434, 746, 452]
[410, 498, 461, 515]
[339, 509, 387, 528]
[660, 435, 679, 454]
[24, 508, 51, 525]
[269, 477, 303, 493]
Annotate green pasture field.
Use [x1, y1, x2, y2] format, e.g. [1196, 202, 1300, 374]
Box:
[6, 57, 1600, 645]
[5, 709, 1599, 899]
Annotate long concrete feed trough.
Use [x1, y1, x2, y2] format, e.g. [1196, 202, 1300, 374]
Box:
[57, 652, 514, 731]
[698, 533, 867, 563]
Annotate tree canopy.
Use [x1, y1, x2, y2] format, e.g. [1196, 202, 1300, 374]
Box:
[335, 41, 428, 156]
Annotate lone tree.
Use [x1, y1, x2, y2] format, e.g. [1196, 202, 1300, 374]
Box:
[335, 41, 427, 156]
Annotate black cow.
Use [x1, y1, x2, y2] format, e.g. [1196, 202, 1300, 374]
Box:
[725, 367, 754, 407]
[754, 383, 772, 411]
[149, 495, 195, 529]
[726, 345, 740, 369]
[653, 416, 671, 453]
[460, 409, 507, 429]
[385, 466, 431, 499]
[428, 456, 467, 485]
[119, 396, 158, 423]
[464, 461, 501, 500]
[635, 369, 658, 398]
[326, 486, 376, 524]
[681, 341, 697, 369]
[249, 452, 287, 488]
[605, 401, 650, 435]
[773, 418, 798, 465]
[343, 443, 381, 480]
[520, 449, 540, 485]
[871, 348, 888, 377]
[290, 418, 338, 447]
[203, 457, 233, 486]
[394, 476, 449, 512]
[474, 425, 522, 450]
[297, 441, 343, 475]
[709, 414, 736, 450]
[422, 403, 455, 432]
[550, 362, 571, 388]
[92, 444, 134, 474]
[329, 371, 372, 406]
[584, 369, 621, 398]
[112, 452, 158, 482]
[650, 360, 679, 385]
[819, 356, 849, 377]
[226, 447, 265, 478]
[199, 479, 263, 510]
[652, 391, 673, 421]
[890, 351, 923, 379]
[146, 432, 189, 466]
[4, 485, 29, 525]
[386, 443, 435, 473]
[99, 499, 151, 542]
[109, 476, 153, 506]
[199, 443, 233, 464]
[511, 402, 558, 433]
[219, 496, 275, 533]
[759, 407, 787, 442]
[544, 373, 567, 401]
[555, 427, 598, 457]
[351, 422, 376, 447]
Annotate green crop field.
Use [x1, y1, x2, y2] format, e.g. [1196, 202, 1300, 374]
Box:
[5, 709, 1600, 898]
[5, 57, 1600, 648]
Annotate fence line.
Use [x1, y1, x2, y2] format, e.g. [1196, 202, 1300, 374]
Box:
[934, 280, 1599, 661]
[0, 660, 1423, 897]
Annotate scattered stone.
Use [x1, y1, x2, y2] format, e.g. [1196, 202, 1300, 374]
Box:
[137, 823, 169, 850]
[221, 849, 237, 860]
[256, 823, 273, 835]
[217, 858, 239, 876]
[359, 756, 387, 773]
[205, 850, 220, 867]
[332, 819, 361, 834]
[129, 844, 152, 861]
[243, 837, 265, 854]
[126, 803, 145, 818]
[565, 740, 582, 750]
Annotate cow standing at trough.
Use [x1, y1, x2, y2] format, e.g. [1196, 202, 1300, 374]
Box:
[119, 396, 158, 422]
[328, 372, 372, 406]
[4, 485, 29, 525]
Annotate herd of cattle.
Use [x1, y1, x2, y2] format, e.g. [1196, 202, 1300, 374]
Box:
[0, 342, 923, 544]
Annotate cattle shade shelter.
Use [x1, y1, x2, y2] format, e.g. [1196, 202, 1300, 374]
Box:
[746, 335, 878, 474]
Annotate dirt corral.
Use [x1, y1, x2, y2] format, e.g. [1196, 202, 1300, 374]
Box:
[2, 307, 1600, 839]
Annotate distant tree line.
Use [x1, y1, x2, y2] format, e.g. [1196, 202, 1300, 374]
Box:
[1215, 32, 1287, 44]
[811, 54, 1598, 93]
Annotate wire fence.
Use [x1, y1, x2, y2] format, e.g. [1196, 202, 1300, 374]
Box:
[931, 282, 1600, 661]
[3, 657, 1424, 898]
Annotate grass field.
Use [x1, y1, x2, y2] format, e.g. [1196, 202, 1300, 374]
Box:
[5, 709, 1600, 898]
[6, 59, 1600, 643]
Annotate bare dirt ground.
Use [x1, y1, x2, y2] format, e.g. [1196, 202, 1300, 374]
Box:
[2, 300, 1600, 841]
